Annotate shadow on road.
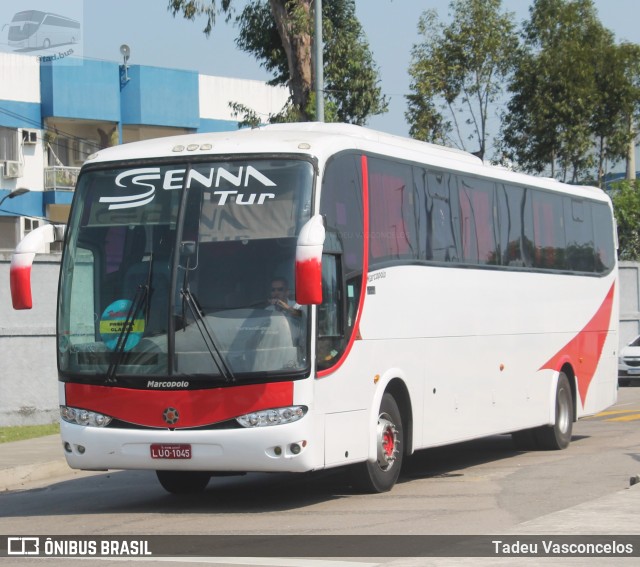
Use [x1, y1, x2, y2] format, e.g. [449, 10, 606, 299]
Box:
[0, 432, 575, 519]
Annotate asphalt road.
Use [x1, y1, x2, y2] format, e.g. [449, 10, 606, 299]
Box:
[0, 387, 639, 566]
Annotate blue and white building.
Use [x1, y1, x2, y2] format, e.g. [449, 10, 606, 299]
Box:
[0, 52, 289, 249]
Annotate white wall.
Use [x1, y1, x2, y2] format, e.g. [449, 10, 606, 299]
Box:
[0, 53, 45, 195]
[0, 253, 59, 426]
[0, 52, 40, 102]
[199, 74, 289, 122]
[619, 261, 640, 348]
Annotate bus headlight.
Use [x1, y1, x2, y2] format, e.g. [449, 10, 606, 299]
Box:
[60, 405, 112, 427]
[236, 406, 307, 428]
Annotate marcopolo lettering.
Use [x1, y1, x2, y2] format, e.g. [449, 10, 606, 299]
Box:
[147, 380, 190, 389]
[100, 166, 277, 211]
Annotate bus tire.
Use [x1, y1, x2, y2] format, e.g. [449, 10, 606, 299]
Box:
[534, 372, 573, 450]
[156, 470, 210, 494]
[351, 393, 403, 493]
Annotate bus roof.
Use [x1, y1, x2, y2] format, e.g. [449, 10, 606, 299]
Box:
[85, 123, 608, 202]
[11, 10, 78, 23]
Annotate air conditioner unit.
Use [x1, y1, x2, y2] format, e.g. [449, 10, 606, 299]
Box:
[21, 129, 38, 145]
[3, 160, 23, 179]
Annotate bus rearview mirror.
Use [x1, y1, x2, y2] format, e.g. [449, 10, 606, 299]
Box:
[295, 214, 325, 305]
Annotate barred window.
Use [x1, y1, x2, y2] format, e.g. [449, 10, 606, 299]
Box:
[0, 127, 18, 161]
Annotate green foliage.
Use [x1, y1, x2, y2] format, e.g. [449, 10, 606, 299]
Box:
[229, 94, 339, 127]
[406, 0, 640, 185]
[321, 0, 387, 124]
[406, 0, 519, 159]
[167, 0, 233, 35]
[405, 11, 451, 145]
[233, 2, 287, 86]
[170, 0, 386, 125]
[611, 181, 640, 260]
[235, 0, 387, 125]
[0, 423, 59, 444]
[500, 0, 640, 184]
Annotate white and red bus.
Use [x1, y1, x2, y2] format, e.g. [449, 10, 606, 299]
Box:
[11, 123, 618, 494]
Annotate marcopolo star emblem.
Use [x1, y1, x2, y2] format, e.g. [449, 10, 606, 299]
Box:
[162, 407, 180, 425]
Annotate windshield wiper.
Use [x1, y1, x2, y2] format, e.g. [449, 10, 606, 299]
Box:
[105, 255, 154, 383]
[181, 285, 235, 383]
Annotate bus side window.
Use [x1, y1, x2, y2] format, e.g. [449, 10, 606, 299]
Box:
[319, 153, 364, 372]
[317, 254, 344, 369]
[426, 171, 459, 262]
[564, 197, 595, 272]
[497, 184, 527, 267]
[530, 191, 565, 270]
[592, 203, 615, 273]
[318, 254, 341, 338]
[458, 176, 498, 265]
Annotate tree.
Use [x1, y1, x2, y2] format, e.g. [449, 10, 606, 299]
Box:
[168, 0, 387, 124]
[235, 0, 386, 123]
[611, 181, 640, 260]
[319, 0, 387, 123]
[591, 42, 640, 186]
[405, 0, 519, 159]
[499, 0, 636, 184]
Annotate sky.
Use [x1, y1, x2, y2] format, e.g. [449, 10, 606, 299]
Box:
[1, 0, 640, 148]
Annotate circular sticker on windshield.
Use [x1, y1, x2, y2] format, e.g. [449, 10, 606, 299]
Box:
[100, 299, 145, 351]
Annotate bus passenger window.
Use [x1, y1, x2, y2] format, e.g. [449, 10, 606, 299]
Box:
[564, 198, 595, 272]
[426, 171, 459, 262]
[497, 184, 527, 267]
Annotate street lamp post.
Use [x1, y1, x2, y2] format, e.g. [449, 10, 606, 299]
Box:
[0, 187, 30, 209]
[314, 0, 324, 123]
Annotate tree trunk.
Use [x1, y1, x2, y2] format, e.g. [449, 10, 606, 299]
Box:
[626, 115, 636, 181]
[598, 136, 605, 188]
[269, 0, 313, 120]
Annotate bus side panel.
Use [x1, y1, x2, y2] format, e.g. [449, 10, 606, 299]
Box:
[314, 344, 425, 466]
[354, 265, 617, 449]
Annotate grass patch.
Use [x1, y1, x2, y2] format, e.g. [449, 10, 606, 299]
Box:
[0, 423, 60, 444]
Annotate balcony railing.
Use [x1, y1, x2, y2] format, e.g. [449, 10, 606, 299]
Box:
[44, 166, 80, 191]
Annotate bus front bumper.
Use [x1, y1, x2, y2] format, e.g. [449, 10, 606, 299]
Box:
[60, 418, 318, 473]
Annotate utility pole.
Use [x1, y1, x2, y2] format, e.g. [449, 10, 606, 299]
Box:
[314, 0, 324, 122]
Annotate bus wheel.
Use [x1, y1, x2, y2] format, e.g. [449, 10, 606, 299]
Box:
[534, 372, 574, 450]
[156, 470, 210, 494]
[351, 393, 403, 493]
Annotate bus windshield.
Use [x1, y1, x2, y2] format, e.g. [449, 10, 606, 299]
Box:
[7, 11, 45, 42]
[58, 158, 314, 385]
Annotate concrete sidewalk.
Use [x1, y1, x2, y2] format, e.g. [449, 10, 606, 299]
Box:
[1, 434, 639, 537]
[0, 434, 71, 490]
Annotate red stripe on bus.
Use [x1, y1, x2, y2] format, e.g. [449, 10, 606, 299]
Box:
[65, 381, 294, 428]
[540, 282, 615, 407]
[317, 154, 370, 378]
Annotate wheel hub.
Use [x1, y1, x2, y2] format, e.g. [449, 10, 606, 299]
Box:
[376, 413, 399, 470]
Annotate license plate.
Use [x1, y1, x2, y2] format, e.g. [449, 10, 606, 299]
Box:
[150, 443, 192, 459]
[628, 368, 640, 375]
